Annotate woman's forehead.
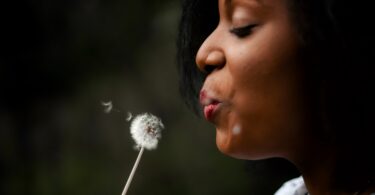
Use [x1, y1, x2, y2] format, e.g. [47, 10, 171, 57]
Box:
[219, 0, 284, 11]
[219, 0, 263, 14]
[219, 0, 286, 18]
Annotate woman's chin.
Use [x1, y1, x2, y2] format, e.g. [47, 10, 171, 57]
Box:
[215, 128, 231, 153]
[215, 127, 245, 159]
[215, 127, 272, 160]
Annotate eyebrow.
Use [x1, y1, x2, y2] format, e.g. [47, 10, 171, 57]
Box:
[224, 0, 263, 10]
[223, 0, 264, 16]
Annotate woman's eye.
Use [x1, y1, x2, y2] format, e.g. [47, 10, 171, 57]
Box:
[230, 24, 257, 38]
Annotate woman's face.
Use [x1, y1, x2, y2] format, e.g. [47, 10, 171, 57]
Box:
[196, 0, 311, 160]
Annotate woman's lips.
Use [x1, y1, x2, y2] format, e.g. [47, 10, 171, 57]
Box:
[203, 101, 221, 121]
[200, 90, 222, 122]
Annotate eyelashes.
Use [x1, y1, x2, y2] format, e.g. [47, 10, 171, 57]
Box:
[229, 24, 257, 38]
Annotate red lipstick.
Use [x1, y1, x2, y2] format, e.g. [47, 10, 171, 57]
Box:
[200, 90, 221, 122]
[203, 101, 220, 121]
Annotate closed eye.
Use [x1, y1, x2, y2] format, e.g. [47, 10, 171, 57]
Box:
[229, 24, 257, 38]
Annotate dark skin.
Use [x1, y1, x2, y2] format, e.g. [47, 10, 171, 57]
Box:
[195, 0, 375, 194]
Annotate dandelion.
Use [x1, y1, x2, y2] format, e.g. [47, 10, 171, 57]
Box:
[121, 113, 164, 195]
[130, 113, 163, 150]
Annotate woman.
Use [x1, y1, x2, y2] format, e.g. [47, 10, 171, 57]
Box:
[177, 0, 375, 194]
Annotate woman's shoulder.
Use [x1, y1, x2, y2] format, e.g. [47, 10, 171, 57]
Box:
[274, 176, 308, 195]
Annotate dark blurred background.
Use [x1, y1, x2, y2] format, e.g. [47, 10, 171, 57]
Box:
[0, 0, 299, 194]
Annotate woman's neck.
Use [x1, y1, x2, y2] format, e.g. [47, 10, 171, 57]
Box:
[294, 144, 339, 194]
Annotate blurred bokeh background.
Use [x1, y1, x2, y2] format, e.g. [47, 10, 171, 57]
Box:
[0, 0, 299, 194]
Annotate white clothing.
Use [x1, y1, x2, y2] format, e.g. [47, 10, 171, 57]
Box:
[274, 176, 308, 195]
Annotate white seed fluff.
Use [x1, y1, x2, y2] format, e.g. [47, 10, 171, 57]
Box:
[130, 113, 164, 150]
[101, 101, 113, 113]
[126, 112, 133, 122]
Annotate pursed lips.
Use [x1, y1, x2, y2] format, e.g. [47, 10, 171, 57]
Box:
[200, 90, 223, 122]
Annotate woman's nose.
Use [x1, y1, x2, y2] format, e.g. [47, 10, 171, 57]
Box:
[195, 33, 226, 73]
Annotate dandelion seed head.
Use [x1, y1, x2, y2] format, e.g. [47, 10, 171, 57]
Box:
[232, 123, 241, 135]
[101, 101, 113, 113]
[130, 113, 164, 150]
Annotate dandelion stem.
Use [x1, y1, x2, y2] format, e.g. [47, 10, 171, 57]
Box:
[121, 147, 144, 195]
